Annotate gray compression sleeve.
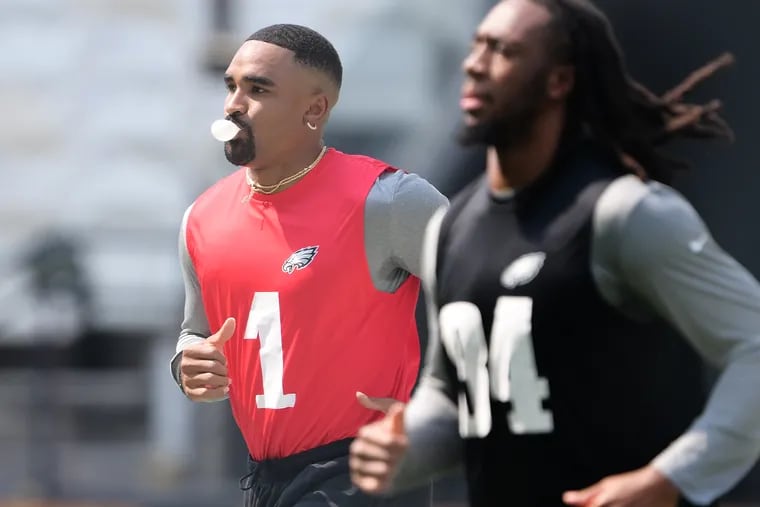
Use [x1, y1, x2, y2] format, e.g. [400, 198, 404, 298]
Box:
[391, 381, 463, 493]
[389, 207, 463, 492]
[365, 171, 449, 291]
[593, 175, 760, 505]
[170, 203, 209, 389]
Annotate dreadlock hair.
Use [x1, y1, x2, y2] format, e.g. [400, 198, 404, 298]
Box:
[247, 24, 343, 90]
[529, 0, 734, 183]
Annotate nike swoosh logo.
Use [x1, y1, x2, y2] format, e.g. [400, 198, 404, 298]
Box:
[689, 234, 709, 253]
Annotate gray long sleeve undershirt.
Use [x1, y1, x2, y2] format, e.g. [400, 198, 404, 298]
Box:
[399, 174, 760, 505]
[170, 170, 448, 387]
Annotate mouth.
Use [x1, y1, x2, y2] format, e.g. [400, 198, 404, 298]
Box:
[460, 96, 486, 113]
[225, 115, 251, 140]
[460, 89, 490, 115]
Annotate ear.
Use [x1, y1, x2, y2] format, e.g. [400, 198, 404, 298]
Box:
[546, 65, 575, 101]
[303, 93, 330, 128]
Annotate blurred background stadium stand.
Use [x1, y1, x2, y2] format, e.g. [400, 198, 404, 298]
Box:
[0, 0, 757, 506]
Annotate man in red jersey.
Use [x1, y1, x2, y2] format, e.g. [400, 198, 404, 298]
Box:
[169, 23, 447, 507]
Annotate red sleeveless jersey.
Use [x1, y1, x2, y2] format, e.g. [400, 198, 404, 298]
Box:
[185, 149, 421, 459]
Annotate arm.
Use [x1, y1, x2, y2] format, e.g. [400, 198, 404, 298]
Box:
[169, 204, 211, 390]
[350, 207, 463, 494]
[391, 206, 462, 491]
[593, 175, 760, 505]
[364, 171, 448, 292]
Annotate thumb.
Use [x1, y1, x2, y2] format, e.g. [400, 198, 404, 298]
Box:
[386, 402, 405, 435]
[208, 317, 236, 349]
[356, 391, 400, 414]
[563, 484, 600, 506]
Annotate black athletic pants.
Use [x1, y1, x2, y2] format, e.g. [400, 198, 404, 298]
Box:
[240, 438, 431, 507]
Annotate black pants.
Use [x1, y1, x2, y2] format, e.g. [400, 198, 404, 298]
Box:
[679, 500, 719, 507]
[240, 438, 431, 507]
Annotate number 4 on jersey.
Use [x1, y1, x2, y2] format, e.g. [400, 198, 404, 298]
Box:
[243, 291, 296, 409]
[439, 296, 553, 438]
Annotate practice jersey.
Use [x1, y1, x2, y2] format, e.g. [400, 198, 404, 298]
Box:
[174, 148, 447, 459]
[412, 141, 760, 506]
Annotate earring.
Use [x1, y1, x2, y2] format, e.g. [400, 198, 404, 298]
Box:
[306, 121, 317, 131]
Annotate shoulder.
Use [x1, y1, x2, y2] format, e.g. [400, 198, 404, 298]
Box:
[367, 169, 448, 217]
[593, 174, 707, 270]
[188, 169, 245, 221]
[376, 169, 446, 199]
[448, 175, 485, 211]
[179, 202, 196, 234]
[328, 149, 393, 174]
[183, 170, 246, 256]
[595, 174, 703, 238]
[438, 175, 486, 237]
[592, 175, 651, 245]
[326, 148, 444, 201]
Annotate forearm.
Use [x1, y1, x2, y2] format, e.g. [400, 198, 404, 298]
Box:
[172, 203, 212, 390]
[592, 177, 760, 503]
[653, 347, 760, 504]
[169, 332, 205, 386]
[389, 381, 463, 493]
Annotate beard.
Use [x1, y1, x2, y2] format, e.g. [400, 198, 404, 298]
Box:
[457, 108, 538, 149]
[458, 70, 549, 150]
[224, 116, 255, 166]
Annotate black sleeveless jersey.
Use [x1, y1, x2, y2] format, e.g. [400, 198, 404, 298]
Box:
[432, 145, 708, 506]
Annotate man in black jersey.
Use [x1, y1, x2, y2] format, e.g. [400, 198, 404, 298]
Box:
[349, 1, 760, 506]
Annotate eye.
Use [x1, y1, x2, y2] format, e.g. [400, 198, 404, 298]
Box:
[251, 86, 266, 94]
[494, 43, 517, 57]
[226, 83, 236, 92]
[470, 37, 485, 52]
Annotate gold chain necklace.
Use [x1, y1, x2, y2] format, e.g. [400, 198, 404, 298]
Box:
[242, 146, 328, 202]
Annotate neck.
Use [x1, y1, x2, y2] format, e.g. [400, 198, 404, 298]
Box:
[486, 107, 566, 192]
[245, 140, 325, 192]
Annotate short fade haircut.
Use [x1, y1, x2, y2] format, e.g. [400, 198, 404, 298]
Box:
[246, 24, 343, 90]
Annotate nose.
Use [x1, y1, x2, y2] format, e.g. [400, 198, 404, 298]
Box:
[463, 43, 488, 78]
[224, 88, 247, 117]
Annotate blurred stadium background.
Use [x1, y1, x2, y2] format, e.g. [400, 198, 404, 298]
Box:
[0, 1, 758, 506]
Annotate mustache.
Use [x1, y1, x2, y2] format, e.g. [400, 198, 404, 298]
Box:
[225, 113, 251, 131]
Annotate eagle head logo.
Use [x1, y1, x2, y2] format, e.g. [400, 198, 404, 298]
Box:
[500, 252, 546, 289]
[282, 246, 319, 274]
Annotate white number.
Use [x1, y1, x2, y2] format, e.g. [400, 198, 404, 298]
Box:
[490, 297, 553, 433]
[439, 302, 493, 438]
[439, 296, 553, 437]
[243, 292, 296, 409]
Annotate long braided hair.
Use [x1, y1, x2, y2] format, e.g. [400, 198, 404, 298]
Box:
[532, 0, 734, 183]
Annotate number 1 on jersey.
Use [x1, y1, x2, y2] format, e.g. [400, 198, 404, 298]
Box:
[244, 291, 296, 409]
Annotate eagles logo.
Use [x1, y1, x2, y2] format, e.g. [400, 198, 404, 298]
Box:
[282, 246, 319, 274]
[501, 251, 546, 289]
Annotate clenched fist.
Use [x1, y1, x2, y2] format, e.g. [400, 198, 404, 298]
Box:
[180, 317, 235, 402]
